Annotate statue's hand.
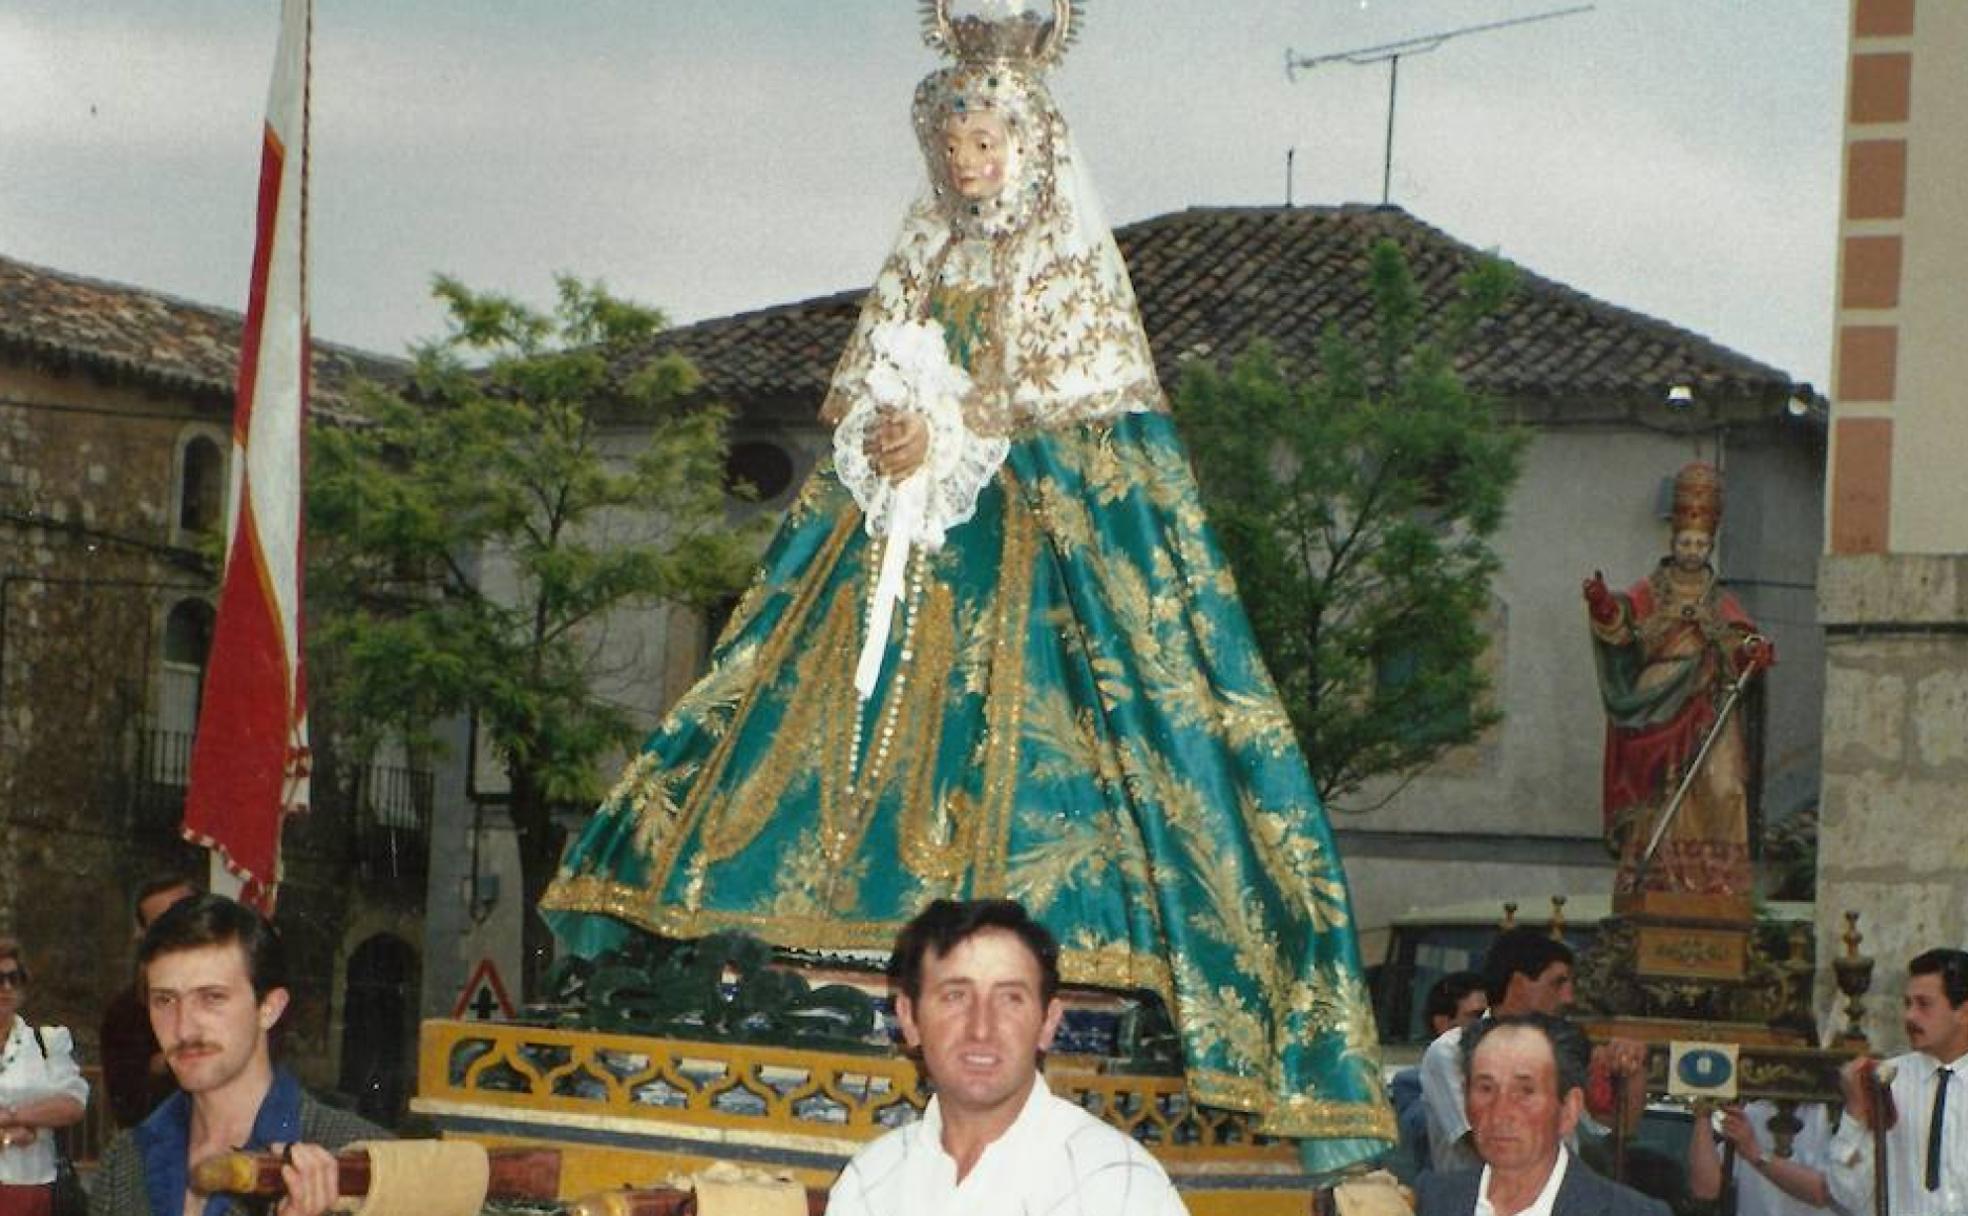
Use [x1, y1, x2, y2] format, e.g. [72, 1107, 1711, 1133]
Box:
[864, 412, 929, 482]
[1735, 633, 1775, 674]
[1583, 571, 1617, 623]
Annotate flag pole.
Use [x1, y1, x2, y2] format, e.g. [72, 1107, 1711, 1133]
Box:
[184, 0, 314, 912]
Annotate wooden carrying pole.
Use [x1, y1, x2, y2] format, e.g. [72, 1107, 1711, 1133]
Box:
[190, 1146, 561, 1203]
[1869, 1063, 1897, 1216]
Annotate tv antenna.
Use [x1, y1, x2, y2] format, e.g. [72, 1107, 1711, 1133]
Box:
[1287, 4, 1593, 206]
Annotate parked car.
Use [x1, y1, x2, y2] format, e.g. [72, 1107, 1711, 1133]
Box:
[1367, 894, 1813, 1055]
[1368, 894, 1603, 1058]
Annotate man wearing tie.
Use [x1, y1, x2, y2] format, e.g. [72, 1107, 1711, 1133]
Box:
[1829, 948, 1968, 1215]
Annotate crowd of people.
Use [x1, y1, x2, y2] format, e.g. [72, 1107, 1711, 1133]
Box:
[0, 879, 378, 1216]
[9, 3, 1958, 1214]
[0, 878, 1959, 1215]
[1382, 932, 1968, 1216]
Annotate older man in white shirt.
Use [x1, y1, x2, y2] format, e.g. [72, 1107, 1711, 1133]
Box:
[828, 899, 1188, 1216]
[1829, 948, 1968, 1216]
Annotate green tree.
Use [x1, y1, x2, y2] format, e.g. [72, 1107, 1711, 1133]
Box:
[309, 276, 758, 992]
[1174, 240, 1526, 808]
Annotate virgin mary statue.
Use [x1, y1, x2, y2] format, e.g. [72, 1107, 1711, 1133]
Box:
[542, 0, 1394, 1170]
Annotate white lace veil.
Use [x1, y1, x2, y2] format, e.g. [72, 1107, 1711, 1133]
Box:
[819, 60, 1166, 437]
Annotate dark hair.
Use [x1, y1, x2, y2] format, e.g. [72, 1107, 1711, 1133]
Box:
[1481, 926, 1575, 1008]
[1462, 1011, 1591, 1099]
[1909, 948, 1968, 1008]
[1426, 970, 1486, 1028]
[133, 873, 201, 926]
[138, 894, 289, 1001]
[888, 898, 1060, 1005]
[0, 937, 24, 984]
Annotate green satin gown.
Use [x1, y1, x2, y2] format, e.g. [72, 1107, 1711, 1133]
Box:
[542, 293, 1394, 1169]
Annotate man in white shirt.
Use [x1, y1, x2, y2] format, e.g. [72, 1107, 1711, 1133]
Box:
[827, 898, 1188, 1216]
[1828, 947, 1968, 1216]
[1686, 1099, 1837, 1215]
[1415, 1013, 1668, 1216]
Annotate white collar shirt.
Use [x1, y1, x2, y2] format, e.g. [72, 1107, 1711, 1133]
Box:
[1827, 1047, 1968, 1216]
[1726, 1099, 1835, 1216]
[827, 1074, 1190, 1216]
[0, 1015, 90, 1186]
[1473, 1146, 1570, 1216]
[1422, 1023, 1480, 1173]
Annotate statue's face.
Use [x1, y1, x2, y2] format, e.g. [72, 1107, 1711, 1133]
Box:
[1671, 529, 1713, 572]
[943, 109, 1012, 200]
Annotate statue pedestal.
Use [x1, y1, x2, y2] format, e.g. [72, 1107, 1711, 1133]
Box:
[1577, 893, 1818, 1047]
[1613, 890, 1754, 982]
[1579, 897, 1852, 1106]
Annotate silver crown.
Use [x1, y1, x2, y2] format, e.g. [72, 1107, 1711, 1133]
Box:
[920, 0, 1082, 69]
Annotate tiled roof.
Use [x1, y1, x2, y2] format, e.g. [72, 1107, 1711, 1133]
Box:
[0, 252, 403, 415]
[649, 204, 1807, 417]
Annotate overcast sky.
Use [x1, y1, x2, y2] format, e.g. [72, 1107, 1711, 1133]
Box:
[1, 1, 1846, 389]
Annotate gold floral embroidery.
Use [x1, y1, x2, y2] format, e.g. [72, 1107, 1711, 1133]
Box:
[1241, 792, 1353, 934]
[972, 477, 1038, 894]
[644, 513, 859, 887]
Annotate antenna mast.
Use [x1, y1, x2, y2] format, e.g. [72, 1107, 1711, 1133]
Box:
[1286, 4, 1593, 205]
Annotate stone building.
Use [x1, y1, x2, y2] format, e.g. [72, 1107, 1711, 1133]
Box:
[440, 204, 1822, 1008]
[1815, 0, 1968, 1047]
[0, 253, 421, 1125]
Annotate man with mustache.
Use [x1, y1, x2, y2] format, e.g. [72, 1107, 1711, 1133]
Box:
[1827, 947, 1968, 1216]
[92, 896, 388, 1216]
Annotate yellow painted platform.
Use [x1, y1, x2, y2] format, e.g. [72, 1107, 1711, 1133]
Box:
[414, 1019, 1329, 1214]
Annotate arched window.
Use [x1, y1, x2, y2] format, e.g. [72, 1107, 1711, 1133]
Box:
[339, 934, 419, 1126]
[162, 599, 215, 669]
[152, 599, 215, 784]
[178, 434, 225, 534]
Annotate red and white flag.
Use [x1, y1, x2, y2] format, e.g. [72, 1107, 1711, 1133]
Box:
[184, 0, 314, 913]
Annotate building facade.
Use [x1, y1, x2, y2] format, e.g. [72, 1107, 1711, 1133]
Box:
[0, 254, 422, 1124]
[1815, 0, 1968, 1048]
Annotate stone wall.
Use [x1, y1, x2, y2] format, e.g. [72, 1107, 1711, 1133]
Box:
[1814, 552, 1968, 1049]
[0, 355, 425, 1112]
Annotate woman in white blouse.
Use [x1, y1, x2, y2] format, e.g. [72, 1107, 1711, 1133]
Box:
[0, 938, 87, 1216]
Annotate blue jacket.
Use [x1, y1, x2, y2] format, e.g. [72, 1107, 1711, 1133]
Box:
[92, 1069, 387, 1216]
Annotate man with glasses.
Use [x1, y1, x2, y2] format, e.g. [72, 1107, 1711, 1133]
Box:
[1828, 948, 1968, 1216]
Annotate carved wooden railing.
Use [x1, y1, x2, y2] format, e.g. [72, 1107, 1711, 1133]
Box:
[415, 1019, 1298, 1170]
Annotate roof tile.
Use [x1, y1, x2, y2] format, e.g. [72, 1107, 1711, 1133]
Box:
[0, 252, 404, 415]
[646, 204, 1804, 414]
